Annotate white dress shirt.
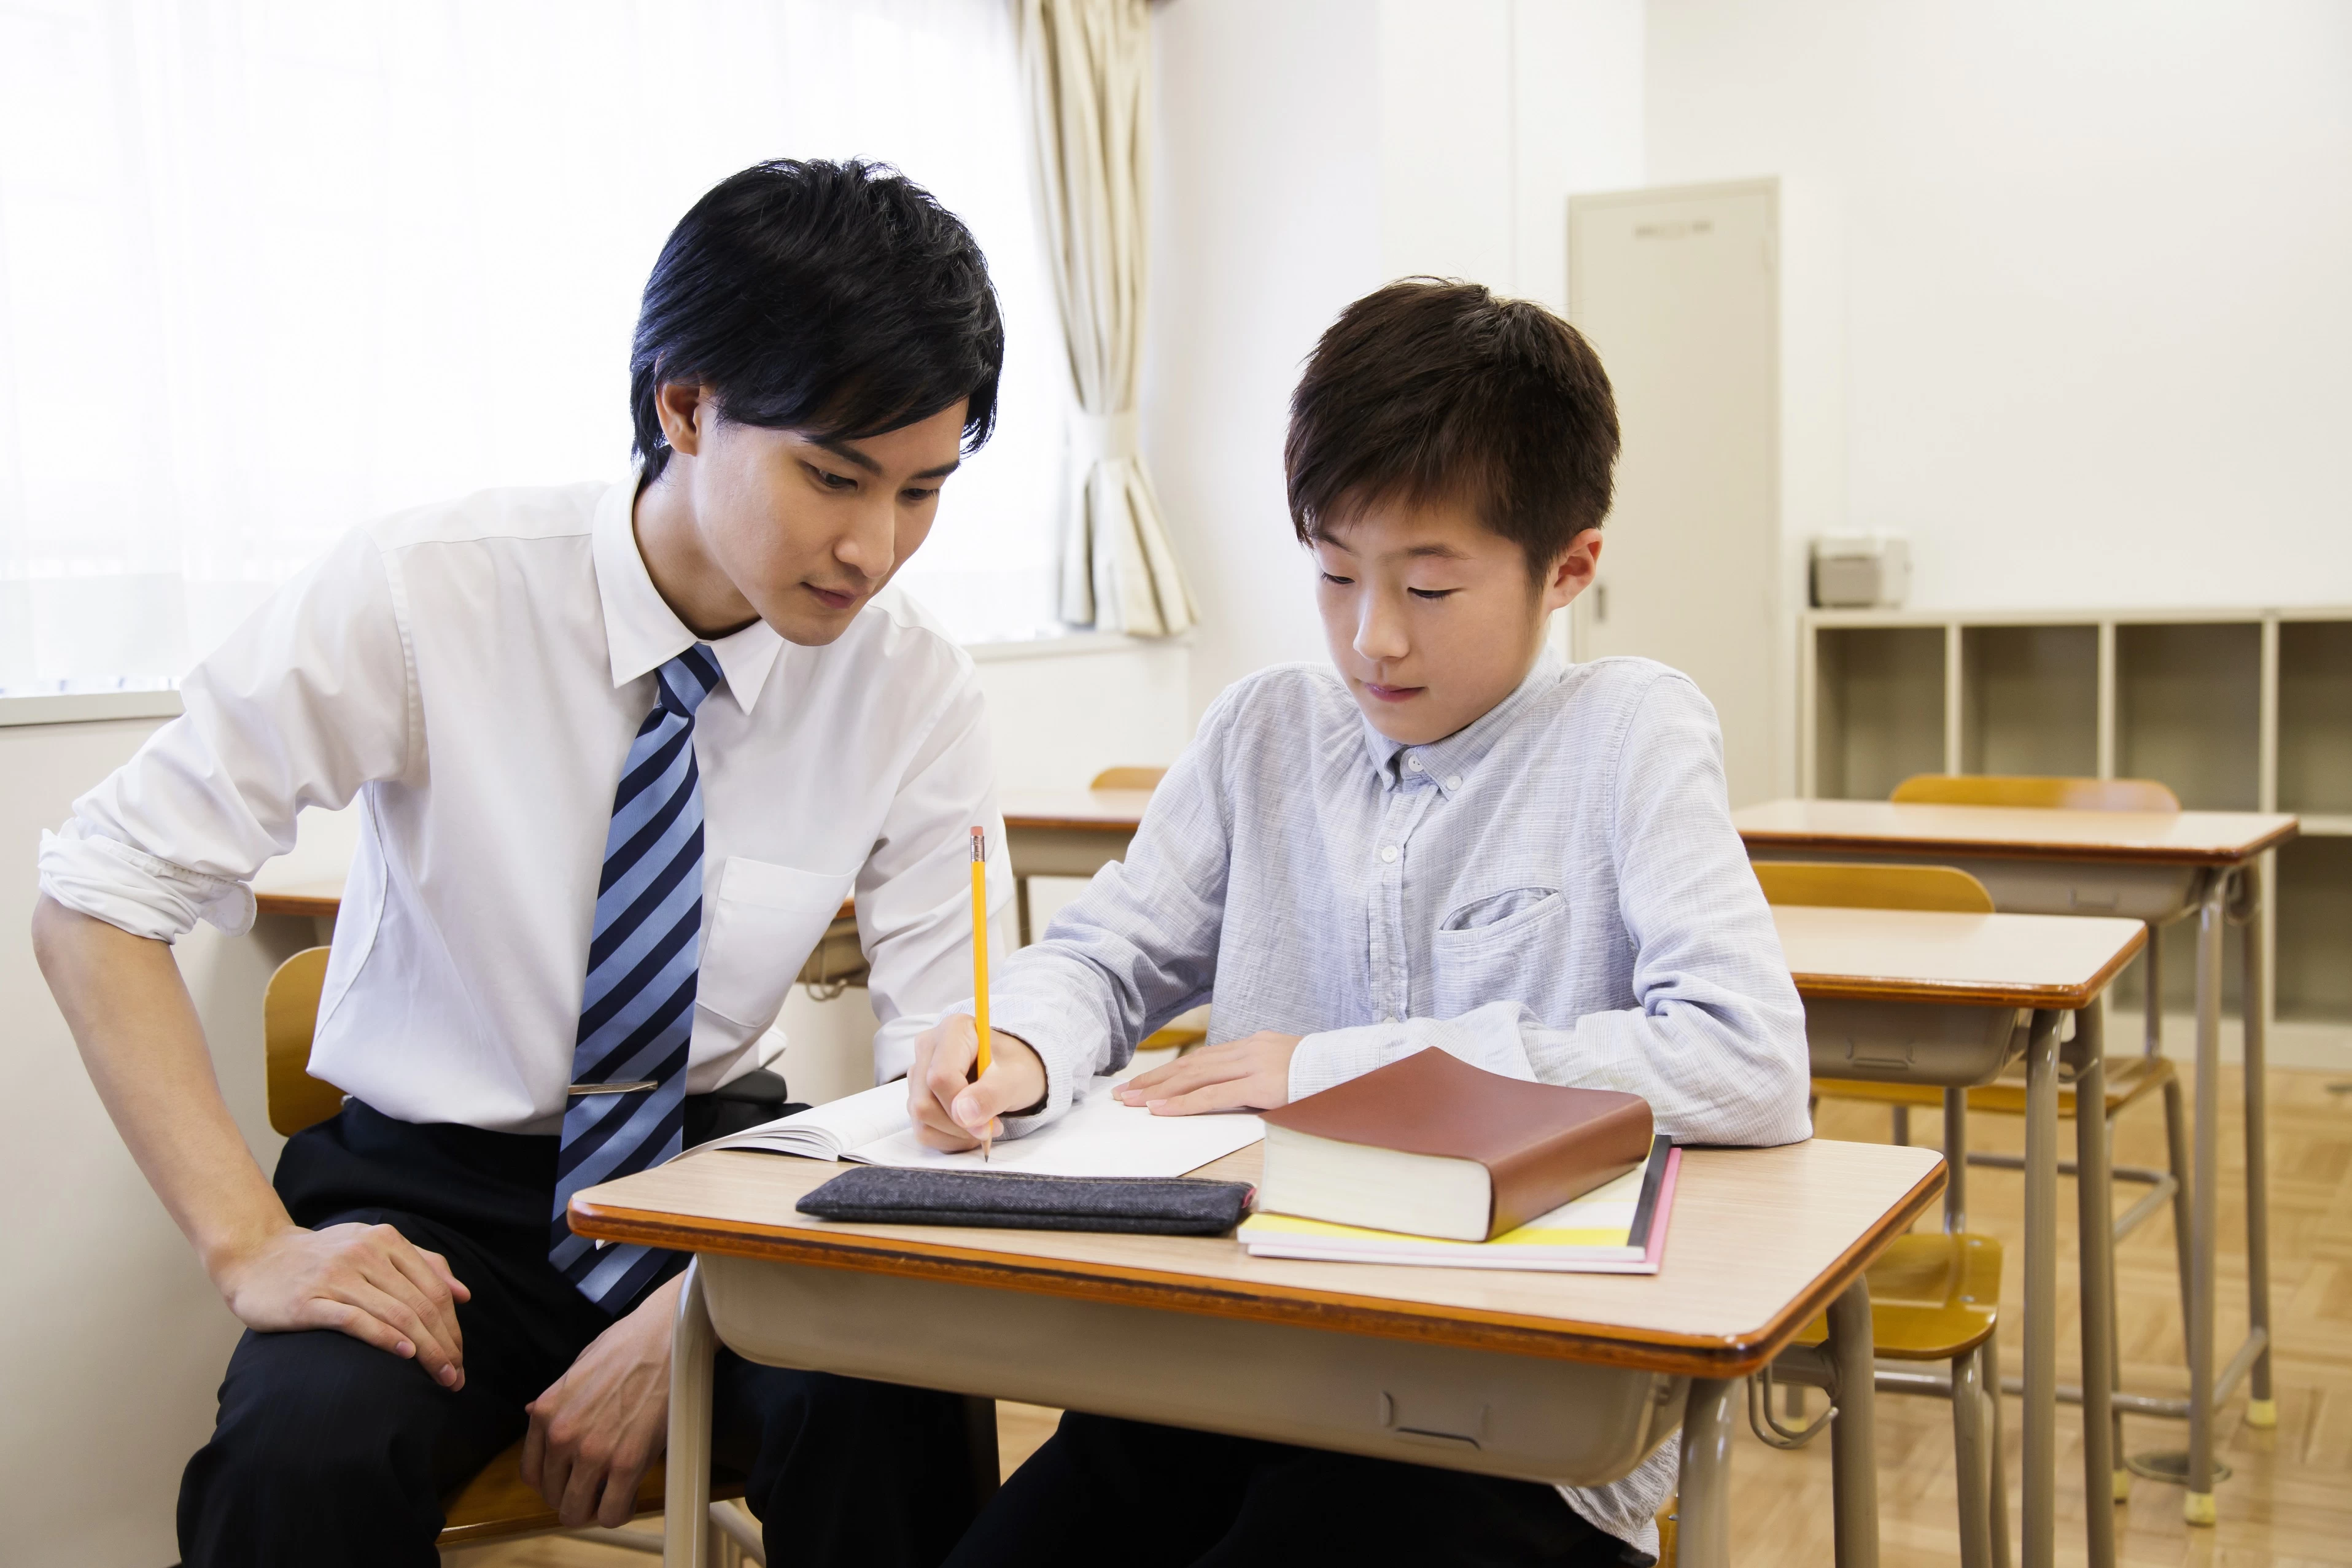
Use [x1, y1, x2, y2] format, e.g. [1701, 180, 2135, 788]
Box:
[41, 479, 1008, 1133]
[975, 650, 1811, 1559]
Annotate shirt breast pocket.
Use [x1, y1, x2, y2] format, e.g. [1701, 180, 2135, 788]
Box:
[696, 856, 858, 1030]
[1429, 888, 1569, 1020]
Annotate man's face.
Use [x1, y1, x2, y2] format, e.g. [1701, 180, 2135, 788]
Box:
[683, 400, 967, 646]
[1312, 497, 1599, 746]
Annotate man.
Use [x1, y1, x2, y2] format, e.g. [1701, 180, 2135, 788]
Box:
[35, 158, 1010, 1567]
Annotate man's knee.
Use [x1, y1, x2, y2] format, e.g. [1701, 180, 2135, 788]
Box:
[179, 1327, 458, 1567]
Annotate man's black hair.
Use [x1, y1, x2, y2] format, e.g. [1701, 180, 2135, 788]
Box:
[631, 159, 1004, 482]
[1286, 279, 1619, 575]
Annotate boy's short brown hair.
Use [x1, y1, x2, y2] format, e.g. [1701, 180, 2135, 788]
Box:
[1284, 279, 1620, 573]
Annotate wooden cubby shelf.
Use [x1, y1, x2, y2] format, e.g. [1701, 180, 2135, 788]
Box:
[1801, 607, 2352, 1068]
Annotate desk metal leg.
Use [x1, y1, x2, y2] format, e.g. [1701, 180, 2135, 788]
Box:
[666, 1260, 716, 1568]
[1677, 1378, 1737, 1568]
[2184, 877, 2226, 1524]
[2022, 1008, 2061, 1568]
[2074, 1046, 2118, 1568]
[2239, 869, 2276, 1432]
[1827, 1278, 1880, 1568]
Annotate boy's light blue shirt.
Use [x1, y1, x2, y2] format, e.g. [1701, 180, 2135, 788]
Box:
[973, 649, 1812, 1559]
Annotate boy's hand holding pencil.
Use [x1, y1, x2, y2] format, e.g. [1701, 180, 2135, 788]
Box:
[907, 1014, 1046, 1152]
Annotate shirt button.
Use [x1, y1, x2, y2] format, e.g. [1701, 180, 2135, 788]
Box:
[1382, 1014, 1398, 1025]
[1379, 845, 1399, 864]
[1445, 775, 1462, 791]
[1405, 755, 1423, 773]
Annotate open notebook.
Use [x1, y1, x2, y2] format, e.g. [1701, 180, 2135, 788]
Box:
[701, 1068, 1265, 1180]
[1236, 1138, 1680, 1273]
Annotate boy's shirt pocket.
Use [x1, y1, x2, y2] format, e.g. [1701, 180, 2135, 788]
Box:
[696, 855, 858, 1029]
[1430, 887, 1567, 1018]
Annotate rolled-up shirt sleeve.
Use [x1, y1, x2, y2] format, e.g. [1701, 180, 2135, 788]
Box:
[37, 526, 416, 943]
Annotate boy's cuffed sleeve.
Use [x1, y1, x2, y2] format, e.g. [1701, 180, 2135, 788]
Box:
[976, 694, 1241, 1136]
[36, 527, 416, 943]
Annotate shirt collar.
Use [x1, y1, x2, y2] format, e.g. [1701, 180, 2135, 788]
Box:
[590, 476, 785, 713]
[1357, 647, 1566, 796]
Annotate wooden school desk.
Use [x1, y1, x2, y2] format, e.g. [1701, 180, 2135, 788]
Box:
[251, 878, 866, 989]
[1000, 788, 1152, 943]
[570, 1139, 1946, 1568]
[1739, 799, 2297, 1524]
[1776, 904, 2145, 1568]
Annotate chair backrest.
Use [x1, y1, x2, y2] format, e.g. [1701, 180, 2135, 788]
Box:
[265, 947, 346, 1137]
[1089, 766, 1167, 791]
[1890, 774, 2181, 812]
[1753, 860, 1996, 914]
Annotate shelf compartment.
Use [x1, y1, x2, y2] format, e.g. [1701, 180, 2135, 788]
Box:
[1959, 624, 2098, 778]
[2277, 836, 2352, 1024]
[2278, 619, 2352, 817]
[1813, 626, 1945, 801]
[2116, 622, 2262, 810]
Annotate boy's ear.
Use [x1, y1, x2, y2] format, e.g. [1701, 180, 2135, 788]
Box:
[654, 382, 713, 460]
[1543, 529, 1604, 613]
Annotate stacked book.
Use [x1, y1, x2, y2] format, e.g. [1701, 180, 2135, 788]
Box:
[1236, 1049, 1680, 1274]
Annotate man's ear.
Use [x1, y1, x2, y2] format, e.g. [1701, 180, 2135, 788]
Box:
[1543, 529, 1603, 613]
[654, 383, 712, 460]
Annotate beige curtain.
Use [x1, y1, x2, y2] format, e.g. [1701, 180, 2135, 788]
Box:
[1017, 0, 1197, 637]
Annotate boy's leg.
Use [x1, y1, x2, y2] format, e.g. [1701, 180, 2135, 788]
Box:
[947, 1414, 1631, 1568]
[715, 1352, 984, 1568]
[175, 1209, 591, 1568]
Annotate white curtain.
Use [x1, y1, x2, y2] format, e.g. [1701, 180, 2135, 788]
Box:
[0, 0, 1069, 696]
[1017, 0, 1196, 637]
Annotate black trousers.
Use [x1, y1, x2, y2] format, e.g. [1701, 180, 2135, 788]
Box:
[177, 1101, 978, 1568]
[945, 1412, 1645, 1568]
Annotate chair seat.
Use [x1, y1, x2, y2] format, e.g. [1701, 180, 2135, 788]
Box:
[1815, 1053, 2173, 1121]
[1141, 1023, 1208, 1052]
[1792, 1233, 2001, 1361]
[437, 1440, 747, 1547]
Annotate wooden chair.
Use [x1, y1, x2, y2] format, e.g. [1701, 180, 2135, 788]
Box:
[264, 949, 766, 1562]
[1753, 864, 2010, 1568]
[1088, 765, 1166, 791]
[1890, 772, 2181, 813]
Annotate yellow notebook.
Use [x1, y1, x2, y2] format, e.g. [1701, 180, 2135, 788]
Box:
[1237, 1138, 1677, 1274]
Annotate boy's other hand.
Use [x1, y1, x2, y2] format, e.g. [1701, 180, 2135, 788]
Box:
[1114, 1031, 1302, 1115]
[216, 1221, 471, 1390]
[522, 1274, 678, 1528]
[907, 1014, 1047, 1150]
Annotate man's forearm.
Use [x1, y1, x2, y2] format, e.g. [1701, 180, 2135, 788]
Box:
[33, 895, 294, 1276]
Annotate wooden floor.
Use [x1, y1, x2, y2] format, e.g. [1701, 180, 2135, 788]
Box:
[456, 1066, 2352, 1567]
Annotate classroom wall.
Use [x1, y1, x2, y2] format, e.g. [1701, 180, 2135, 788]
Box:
[1643, 0, 2352, 613]
[1146, 0, 1645, 720]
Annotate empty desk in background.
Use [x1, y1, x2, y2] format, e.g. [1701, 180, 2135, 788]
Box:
[1001, 788, 1152, 942]
[1775, 903, 2145, 1568]
[1738, 798, 2296, 1526]
[570, 1136, 1946, 1568]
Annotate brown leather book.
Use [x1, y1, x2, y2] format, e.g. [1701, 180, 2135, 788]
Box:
[1257, 1048, 1655, 1242]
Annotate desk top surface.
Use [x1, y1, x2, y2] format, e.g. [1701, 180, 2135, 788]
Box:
[1001, 788, 1155, 832]
[1734, 798, 2297, 865]
[570, 1137, 1942, 1377]
[1773, 904, 2146, 1009]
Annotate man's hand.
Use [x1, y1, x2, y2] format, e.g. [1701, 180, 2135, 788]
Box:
[522, 1274, 681, 1528]
[1113, 1030, 1303, 1115]
[907, 1014, 1047, 1151]
[216, 1222, 472, 1389]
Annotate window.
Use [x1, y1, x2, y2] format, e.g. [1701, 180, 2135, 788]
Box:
[0, 0, 1067, 696]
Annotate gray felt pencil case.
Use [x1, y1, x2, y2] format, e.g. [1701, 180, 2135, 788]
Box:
[794, 1167, 1254, 1235]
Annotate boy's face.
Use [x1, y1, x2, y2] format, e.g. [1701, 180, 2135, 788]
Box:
[1312, 498, 1600, 747]
[642, 386, 966, 645]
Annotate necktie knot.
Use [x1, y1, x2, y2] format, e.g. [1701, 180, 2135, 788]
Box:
[658, 645, 723, 719]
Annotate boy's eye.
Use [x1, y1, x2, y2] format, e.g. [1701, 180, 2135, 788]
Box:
[1320, 572, 1356, 586]
[1409, 588, 1459, 600]
[901, 486, 938, 504]
[807, 465, 857, 491]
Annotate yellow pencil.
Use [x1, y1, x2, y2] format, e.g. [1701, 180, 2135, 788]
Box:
[970, 826, 991, 1161]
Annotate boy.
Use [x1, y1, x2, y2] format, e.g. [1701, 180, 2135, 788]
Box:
[908, 280, 1811, 1566]
[35, 160, 1008, 1568]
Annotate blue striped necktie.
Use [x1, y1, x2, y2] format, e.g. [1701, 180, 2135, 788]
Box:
[550, 645, 723, 1307]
